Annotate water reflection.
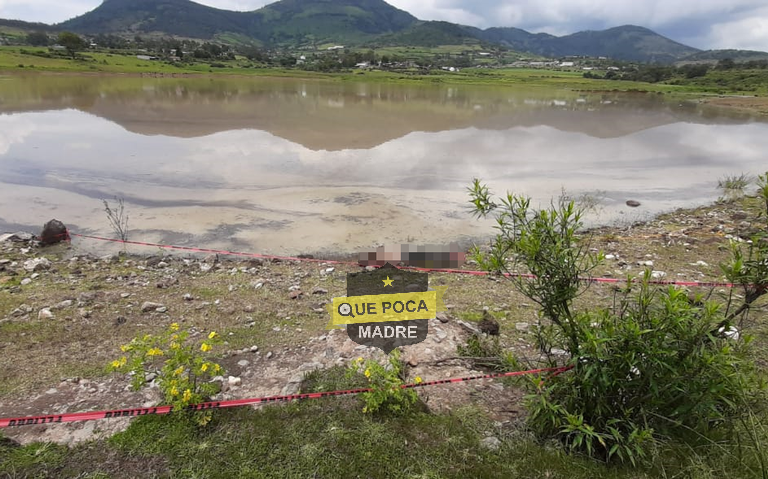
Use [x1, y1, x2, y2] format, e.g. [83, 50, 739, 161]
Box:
[0, 75, 766, 254]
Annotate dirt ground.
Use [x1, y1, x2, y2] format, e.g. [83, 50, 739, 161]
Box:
[1, 193, 767, 445]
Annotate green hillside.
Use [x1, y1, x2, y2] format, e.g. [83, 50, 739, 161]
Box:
[2, 0, 707, 62]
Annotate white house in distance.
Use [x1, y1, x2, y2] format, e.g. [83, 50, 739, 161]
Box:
[327, 45, 344, 50]
[559, 61, 575, 67]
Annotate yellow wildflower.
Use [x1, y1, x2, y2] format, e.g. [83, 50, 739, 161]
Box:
[119, 356, 127, 366]
[208, 331, 217, 340]
[182, 389, 192, 402]
[147, 348, 163, 357]
[111, 360, 121, 369]
[415, 376, 423, 384]
[170, 334, 178, 341]
[356, 357, 364, 363]
[120, 345, 129, 352]
[213, 364, 222, 373]
[200, 363, 209, 373]
[174, 366, 184, 376]
[170, 323, 180, 332]
[170, 342, 180, 350]
[170, 386, 179, 396]
[200, 343, 212, 352]
[364, 368, 371, 378]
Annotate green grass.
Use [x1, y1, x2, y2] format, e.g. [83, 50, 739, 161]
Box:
[2, 368, 767, 478]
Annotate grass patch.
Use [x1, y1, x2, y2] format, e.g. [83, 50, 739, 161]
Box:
[3, 394, 767, 478]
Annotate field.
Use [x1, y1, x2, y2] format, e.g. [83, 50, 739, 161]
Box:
[1, 192, 768, 478]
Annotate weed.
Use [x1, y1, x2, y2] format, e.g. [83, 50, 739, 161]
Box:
[102, 197, 129, 243]
[346, 349, 419, 415]
[108, 323, 225, 425]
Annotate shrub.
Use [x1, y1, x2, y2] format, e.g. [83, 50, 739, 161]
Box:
[346, 349, 419, 415]
[468, 179, 766, 464]
[109, 323, 225, 425]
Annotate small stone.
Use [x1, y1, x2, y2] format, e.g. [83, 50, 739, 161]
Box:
[30, 273, 40, 280]
[237, 360, 250, 368]
[227, 376, 242, 386]
[20, 278, 32, 286]
[55, 300, 74, 309]
[266, 352, 273, 359]
[626, 200, 641, 207]
[156, 306, 168, 313]
[145, 373, 157, 382]
[407, 359, 418, 367]
[515, 322, 530, 331]
[156, 261, 169, 269]
[141, 302, 165, 313]
[692, 260, 709, 267]
[250, 346, 259, 352]
[273, 327, 281, 332]
[436, 312, 450, 323]
[312, 287, 329, 295]
[200, 263, 213, 273]
[23, 257, 52, 272]
[605, 254, 616, 260]
[480, 436, 501, 451]
[289, 290, 303, 299]
[79, 308, 91, 319]
[45, 388, 58, 395]
[637, 260, 654, 267]
[325, 267, 335, 273]
[651, 271, 666, 279]
[38, 308, 54, 320]
[183, 293, 194, 301]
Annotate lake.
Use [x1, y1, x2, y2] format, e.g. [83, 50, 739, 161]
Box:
[1, 74, 766, 257]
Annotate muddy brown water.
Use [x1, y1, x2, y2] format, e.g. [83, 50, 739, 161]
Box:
[1, 74, 767, 256]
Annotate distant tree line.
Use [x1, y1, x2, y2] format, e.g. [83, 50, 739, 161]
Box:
[584, 57, 768, 83]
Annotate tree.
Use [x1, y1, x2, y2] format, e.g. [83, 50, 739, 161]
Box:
[26, 31, 49, 47]
[57, 31, 86, 59]
[717, 57, 736, 70]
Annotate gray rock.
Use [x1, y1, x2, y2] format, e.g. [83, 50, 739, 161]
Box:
[651, 271, 666, 279]
[312, 287, 329, 295]
[23, 257, 52, 272]
[20, 278, 32, 286]
[515, 322, 530, 331]
[11, 304, 33, 317]
[250, 345, 259, 352]
[227, 376, 241, 386]
[55, 300, 74, 310]
[38, 308, 54, 320]
[183, 293, 194, 301]
[626, 200, 641, 208]
[141, 302, 165, 313]
[0, 232, 34, 243]
[480, 436, 501, 451]
[156, 306, 168, 313]
[266, 352, 273, 359]
[237, 360, 250, 368]
[436, 311, 450, 323]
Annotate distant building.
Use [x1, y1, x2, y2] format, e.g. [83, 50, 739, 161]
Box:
[559, 61, 575, 67]
[477, 52, 492, 56]
[327, 45, 344, 50]
[137, 55, 159, 61]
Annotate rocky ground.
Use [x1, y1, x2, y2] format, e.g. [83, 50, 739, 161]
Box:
[1, 194, 767, 446]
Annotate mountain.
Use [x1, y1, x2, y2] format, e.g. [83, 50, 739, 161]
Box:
[58, 0, 417, 45]
[477, 25, 699, 63]
[5, 0, 702, 62]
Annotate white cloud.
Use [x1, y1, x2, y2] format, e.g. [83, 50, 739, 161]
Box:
[1, 0, 767, 50]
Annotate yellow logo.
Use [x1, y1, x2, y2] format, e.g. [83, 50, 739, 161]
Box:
[326, 287, 447, 329]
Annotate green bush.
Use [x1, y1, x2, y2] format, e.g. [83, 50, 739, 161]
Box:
[526, 276, 763, 464]
[468, 179, 766, 465]
[108, 323, 225, 425]
[346, 349, 419, 415]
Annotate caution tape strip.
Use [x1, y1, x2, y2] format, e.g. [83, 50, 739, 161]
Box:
[0, 366, 571, 428]
[65, 233, 751, 288]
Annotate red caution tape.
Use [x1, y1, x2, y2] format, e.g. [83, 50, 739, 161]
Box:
[0, 366, 571, 428]
[68, 233, 747, 288]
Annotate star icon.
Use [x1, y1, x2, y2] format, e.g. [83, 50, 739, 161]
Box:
[382, 276, 394, 287]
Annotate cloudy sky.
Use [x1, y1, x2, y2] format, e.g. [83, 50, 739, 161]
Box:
[1, 0, 766, 51]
